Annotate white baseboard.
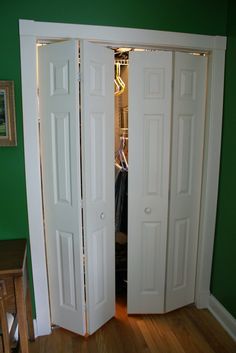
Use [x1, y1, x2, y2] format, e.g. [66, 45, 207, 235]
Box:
[33, 319, 38, 338]
[195, 290, 210, 309]
[33, 318, 52, 337]
[208, 295, 236, 341]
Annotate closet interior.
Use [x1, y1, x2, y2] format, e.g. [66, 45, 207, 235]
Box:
[114, 47, 146, 299]
[114, 48, 129, 298]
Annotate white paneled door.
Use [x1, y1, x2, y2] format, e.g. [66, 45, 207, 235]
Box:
[38, 40, 86, 335]
[80, 41, 115, 334]
[128, 51, 173, 313]
[39, 41, 207, 334]
[166, 52, 207, 312]
[39, 39, 115, 336]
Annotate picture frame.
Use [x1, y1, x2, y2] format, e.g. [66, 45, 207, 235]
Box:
[0, 80, 17, 146]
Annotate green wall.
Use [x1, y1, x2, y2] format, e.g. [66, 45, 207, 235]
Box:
[1, 0, 235, 319]
[210, 0, 236, 318]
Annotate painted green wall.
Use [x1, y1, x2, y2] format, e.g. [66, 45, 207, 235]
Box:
[210, 0, 236, 318]
[1, 0, 234, 319]
[0, 0, 228, 235]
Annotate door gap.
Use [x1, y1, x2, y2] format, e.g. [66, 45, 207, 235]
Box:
[114, 49, 129, 312]
[78, 43, 88, 333]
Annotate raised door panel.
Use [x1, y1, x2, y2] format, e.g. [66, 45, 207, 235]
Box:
[172, 218, 190, 290]
[90, 113, 105, 202]
[51, 112, 72, 204]
[176, 115, 194, 195]
[128, 51, 172, 313]
[56, 231, 77, 309]
[166, 52, 207, 312]
[144, 115, 163, 196]
[140, 222, 162, 294]
[38, 40, 86, 335]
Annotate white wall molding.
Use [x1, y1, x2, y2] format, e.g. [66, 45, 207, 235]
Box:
[208, 295, 236, 341]
[19, 19, 226, 336]
[195, 290, 210, 309]
[19, 33, 51, 336]
[33, 319, 38, 339]
[195, 48, 226, 310]
[19, 19, 226, 51]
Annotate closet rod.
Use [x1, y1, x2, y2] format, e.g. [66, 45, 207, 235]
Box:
[114, 59, 129, 66]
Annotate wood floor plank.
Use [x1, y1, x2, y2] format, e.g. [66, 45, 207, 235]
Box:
[138, 315, 186, 353]
[163, 306, 216, 353]
[183, 306, 236, 353]
[29, 299, 236, 353]
[128, 316, 151, 353]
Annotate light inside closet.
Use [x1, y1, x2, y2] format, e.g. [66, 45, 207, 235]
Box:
[113, 47, 147, 301]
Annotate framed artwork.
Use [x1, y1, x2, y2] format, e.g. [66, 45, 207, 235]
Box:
[0, 80, 17, 146]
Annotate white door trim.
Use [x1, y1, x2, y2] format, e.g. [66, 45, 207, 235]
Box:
[19, 19, 226, 336]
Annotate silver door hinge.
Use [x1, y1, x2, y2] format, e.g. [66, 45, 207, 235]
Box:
[81, 199, 84, 208]
[77, 72, 81, 82]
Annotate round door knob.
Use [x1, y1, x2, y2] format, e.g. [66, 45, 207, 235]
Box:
[100, 212, 105, 220]
[144, 207, 151, 214]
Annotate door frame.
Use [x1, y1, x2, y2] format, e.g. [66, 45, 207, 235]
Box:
[19, 19, 226, 336]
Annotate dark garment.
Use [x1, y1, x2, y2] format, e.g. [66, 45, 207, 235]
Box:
[115, 169, 128, 234]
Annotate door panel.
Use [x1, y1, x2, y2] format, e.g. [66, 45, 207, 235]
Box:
[38, 40, 86, 335]
[80, 41, 115, 334]
[140, 222, 162, 293]
[166, 52, 207, 312]
[128, 51, 173, 313]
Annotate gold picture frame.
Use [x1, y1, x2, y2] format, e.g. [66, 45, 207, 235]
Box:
[0, 80, 17, 146]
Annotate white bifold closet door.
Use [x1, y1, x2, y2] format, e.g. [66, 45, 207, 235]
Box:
[165, 52, 207, 311]
[38, 40, 86, 335]
[128, 51, 207, 314]
[128, 51, 173, 313]
[38, 40, 115, 336]
[80, 41, 115, 334]
[39, 41, 207, 334]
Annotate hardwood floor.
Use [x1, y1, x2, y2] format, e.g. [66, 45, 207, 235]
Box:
[29, 296, 236, 353]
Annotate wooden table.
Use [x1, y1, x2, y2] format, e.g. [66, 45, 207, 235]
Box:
[0, 239, 34, 353]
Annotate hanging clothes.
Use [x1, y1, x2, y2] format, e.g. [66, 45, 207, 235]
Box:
[115, 168, 128, 234]
[115, 166, 128, 293]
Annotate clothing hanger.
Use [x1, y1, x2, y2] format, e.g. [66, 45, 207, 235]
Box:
[114, 77, 120, 95]
[114, 63, 125, 96]
[115, 161, 122, 170]
[117, 135, 128, 170]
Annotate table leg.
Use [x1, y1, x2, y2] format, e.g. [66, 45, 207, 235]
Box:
[26, 279, 35, 341]
[0, 297, 11, 353]
[14, 276, 29, 353]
